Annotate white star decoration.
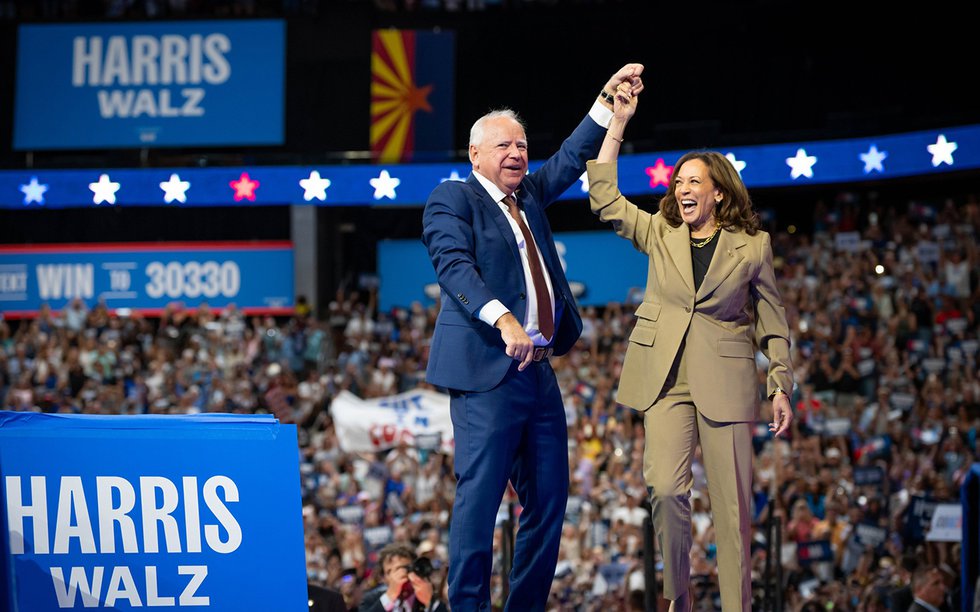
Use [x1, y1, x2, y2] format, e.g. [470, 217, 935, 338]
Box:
[927, 134, 957, 167]
[860, 145, 887, 174]
[786, 148, 817, 179]
[724, 153, 747, 176]
[89, 174, 120, 205]
[20, 177, 48, 205]
[440, 170, 465, 183]
[579, 171, 589, 193]
[300, 170, 331, 201]
[159, 173, 191, 204]
[370, 170, 401, 200]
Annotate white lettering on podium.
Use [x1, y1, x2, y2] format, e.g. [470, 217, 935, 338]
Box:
[141, 476, 182, 553]
[50, 566, 103, 608]
[202, 476, 241, 554]
[5, 475, 241, 555]
[145, 566, 175, 606]
[5, 475, 48, 554]
[53, 477, 97, 554]
[97, 476, 139, 554]
[178, 566, 210, 606]
[49, 566, 209, 608]
[104, 566, 142, 607]
[183, 477, 202, 554]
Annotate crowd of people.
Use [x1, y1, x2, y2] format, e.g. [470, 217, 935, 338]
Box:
[2, 191, 979, 611]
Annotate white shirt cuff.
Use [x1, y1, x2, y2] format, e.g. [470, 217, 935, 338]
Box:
[478, 300, 509, 327]
[589, 100, 614, 129]
[379, 593, 394, 611]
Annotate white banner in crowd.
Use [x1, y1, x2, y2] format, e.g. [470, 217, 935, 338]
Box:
[834, 231, 861, 252]
[331, 389, 453, 453]
[926, 503, 962, 542]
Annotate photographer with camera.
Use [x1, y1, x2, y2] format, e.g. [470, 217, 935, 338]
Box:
[360, 543, 447, 612]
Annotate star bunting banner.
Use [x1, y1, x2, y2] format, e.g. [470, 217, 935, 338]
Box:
[2, 123, 979, 209]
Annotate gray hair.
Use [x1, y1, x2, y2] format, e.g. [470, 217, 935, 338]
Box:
[468, 109, 526, 147]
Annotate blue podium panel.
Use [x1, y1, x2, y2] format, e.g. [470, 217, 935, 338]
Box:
[0, 412, 306, 611]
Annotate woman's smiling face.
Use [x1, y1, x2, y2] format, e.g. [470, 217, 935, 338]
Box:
[674, 158, 722, 232]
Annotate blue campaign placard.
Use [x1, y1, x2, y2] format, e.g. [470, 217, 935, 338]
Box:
[796, 540, 834, 565]
[0, 412, 307, 611]
[14, 20, 284, 150]
[0, 242, 294, 317]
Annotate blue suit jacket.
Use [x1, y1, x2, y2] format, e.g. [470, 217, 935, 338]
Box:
[422, 113, 603, 392]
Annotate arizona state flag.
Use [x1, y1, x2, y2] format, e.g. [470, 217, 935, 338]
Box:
[371, 30, 455, 163]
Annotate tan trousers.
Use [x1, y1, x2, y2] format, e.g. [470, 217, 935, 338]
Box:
[643, 348, 754, 611]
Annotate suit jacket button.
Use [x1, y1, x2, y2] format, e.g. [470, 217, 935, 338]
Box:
[520, 293, 526, 300]
[685, 306, 692, 313]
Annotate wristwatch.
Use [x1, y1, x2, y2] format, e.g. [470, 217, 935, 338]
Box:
[768, 387, 787, 401]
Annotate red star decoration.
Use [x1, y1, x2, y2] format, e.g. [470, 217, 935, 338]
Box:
[230, 172, 260, 201]
[405, 83, 434, 114]
[645, 158, 674, 188]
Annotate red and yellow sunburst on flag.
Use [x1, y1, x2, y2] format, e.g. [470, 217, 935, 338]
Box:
[371, 30, 434, 163]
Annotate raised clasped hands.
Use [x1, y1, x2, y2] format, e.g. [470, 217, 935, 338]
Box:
[614, 80, 638, 121]
[604, 63, 645, 97]
[606, 64, 643, 123]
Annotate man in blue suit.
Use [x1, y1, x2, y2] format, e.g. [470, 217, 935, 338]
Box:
[422, 63, 643, 611]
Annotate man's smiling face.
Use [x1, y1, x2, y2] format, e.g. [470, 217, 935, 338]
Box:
[470, 116, 528, 195]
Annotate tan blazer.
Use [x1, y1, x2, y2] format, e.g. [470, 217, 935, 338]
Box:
[587, 161, 793, 422]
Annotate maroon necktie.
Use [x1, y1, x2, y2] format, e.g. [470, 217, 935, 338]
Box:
[504, 195, 554, 341]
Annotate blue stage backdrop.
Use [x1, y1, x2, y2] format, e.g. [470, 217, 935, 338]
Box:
[0, 241, 294, 318]
[14, 20, 285, 149]
[379, 230, 649, 311]
[0, 412, 307, 611]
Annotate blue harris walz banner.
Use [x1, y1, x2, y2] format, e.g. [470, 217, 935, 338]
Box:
[14, 20, 284, 149]
[0, 412, 307, 611]
[0, 242, 294, 317]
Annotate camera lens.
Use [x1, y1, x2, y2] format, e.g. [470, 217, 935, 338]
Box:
[410, 557, 433, 579]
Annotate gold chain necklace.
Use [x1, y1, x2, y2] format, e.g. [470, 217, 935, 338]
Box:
[690, 225, 720, 248]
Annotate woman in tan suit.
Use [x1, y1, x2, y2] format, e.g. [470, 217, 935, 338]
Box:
[587, 84, 794, 610]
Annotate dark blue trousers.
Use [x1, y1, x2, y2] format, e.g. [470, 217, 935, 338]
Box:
[447, 359, 569, 612]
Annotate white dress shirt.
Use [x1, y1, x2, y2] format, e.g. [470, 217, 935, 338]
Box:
[472, 170, 556, 346]
[474, 101, 613, 345]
